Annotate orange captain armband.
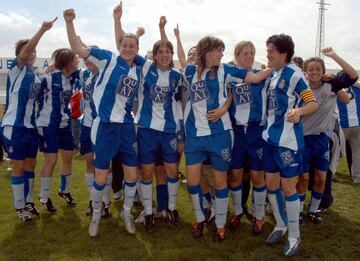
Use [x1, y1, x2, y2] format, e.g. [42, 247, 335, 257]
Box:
[300, 89, 316, 103]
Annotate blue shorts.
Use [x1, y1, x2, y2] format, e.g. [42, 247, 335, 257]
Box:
[263, 142, 303, 178]
[138, 127, 178, 165]
[2, 126, 38, 160]
[185, 130, 232, 172]
[302, 133, 329, 173]
[92, 119, 138, 169]
[155, 148, 164, 166]
[231, 125, 264, 171]
[38, 125, 74, 153]
[80, 125, 92, 155]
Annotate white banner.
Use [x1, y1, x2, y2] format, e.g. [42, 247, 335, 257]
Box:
[0, 58, 52, 73]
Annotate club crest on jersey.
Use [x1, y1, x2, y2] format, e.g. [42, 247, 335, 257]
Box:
[233, 83, 253, 105]
[29, 83, 41, 100]
[61, 90, 73, 105]
[150, 85, 169, 103]
[116, 76, 138, 98]
[256, 148, 263, 160]
[221, 148, 231, 162]
[190, 81, 210, 104]
[316, 92, 328, 106]
[172, 79, 178, 89]
[83, 82, 93, 101]
[267, 89, 279, 111]
[280, 150, 295, 167]
[278, 79, 286, 89]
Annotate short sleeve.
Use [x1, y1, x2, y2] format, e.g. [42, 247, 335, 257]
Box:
[86, 47, 113, 71]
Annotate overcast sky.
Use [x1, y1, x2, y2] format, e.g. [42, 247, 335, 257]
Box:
[0, 0, 359, 69]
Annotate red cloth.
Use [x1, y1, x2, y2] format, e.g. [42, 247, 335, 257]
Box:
[70, 90, 83, 119]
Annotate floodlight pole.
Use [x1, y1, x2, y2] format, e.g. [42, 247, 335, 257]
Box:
[315, 0, 330, 58]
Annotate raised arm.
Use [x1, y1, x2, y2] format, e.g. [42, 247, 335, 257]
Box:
[135, 26, 145, 39]
[244, 68, 272, 83]
[174, 24, 186, 69]
[63, 9, 90, 58]
[322, 47, 358, 80]
[159, 16, 168, 41]
[18, 17, 57, 66]
[113, 2, 125, 52]
[77, 36, 87, 48]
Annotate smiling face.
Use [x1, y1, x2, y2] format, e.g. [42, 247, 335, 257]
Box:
[153, 41, 174, 70]
[235, 44, 255, 69]
[119, 36, 139, 65]
[266, 42, 287, 70]
[187, 47, 197, 64]
[305, 60, 324, 85]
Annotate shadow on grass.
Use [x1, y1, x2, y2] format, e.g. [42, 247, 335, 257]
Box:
[1, 175, 360, 260]
[1, 203, 360, 261]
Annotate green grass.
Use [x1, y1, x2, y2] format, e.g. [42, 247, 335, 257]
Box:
[0, 154, 359, 261]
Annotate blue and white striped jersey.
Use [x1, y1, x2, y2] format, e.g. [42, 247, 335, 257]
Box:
[36, 70, 78, 128]
[135, 57, 182, 133]
[183, 63, 247, 137]
[86, 47, 141, 124]
[81, 72, 98, 128]
[2, 59, 41, 128]
[230, 68, 269, 126]
[338, 85, 360, 128]
[262, 63, 310, 151]
[73, 69, 91, 92]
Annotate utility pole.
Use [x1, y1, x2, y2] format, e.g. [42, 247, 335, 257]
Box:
[315, 0, 330, 58]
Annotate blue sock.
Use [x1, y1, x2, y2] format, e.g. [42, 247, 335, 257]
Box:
[24, 172, 29, 203]
[202, 192, 212, 208]
[156, 184, 168, 212]
[60, 174, 72, 193]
